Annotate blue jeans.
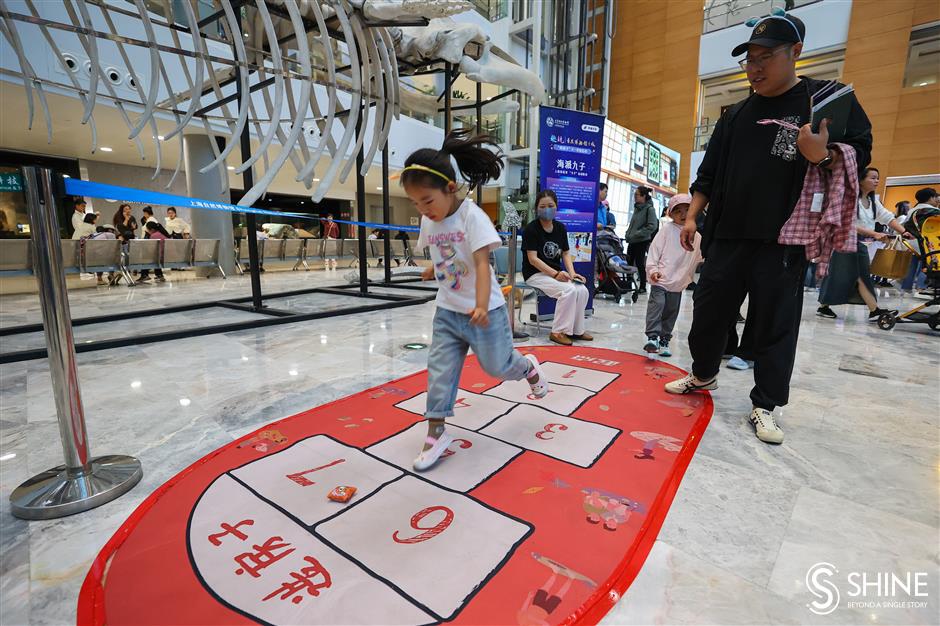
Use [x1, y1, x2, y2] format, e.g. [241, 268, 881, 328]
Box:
[425, 305, 531, 419]
[901, 256, 927, 291]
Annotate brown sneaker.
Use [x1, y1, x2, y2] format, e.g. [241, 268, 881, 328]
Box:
[549, 332, 573, 346]
[569, 332, 593, 341]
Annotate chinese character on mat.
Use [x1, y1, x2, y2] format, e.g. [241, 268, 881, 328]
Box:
[262, 556, 333, 604]
[208, 520, 254, 546]
[234, 536, 295, 578]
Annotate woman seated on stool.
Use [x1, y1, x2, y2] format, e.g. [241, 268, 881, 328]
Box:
[522, 190, 592, 346]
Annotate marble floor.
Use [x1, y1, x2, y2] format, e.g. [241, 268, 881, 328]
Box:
[0, 271, 937, 625]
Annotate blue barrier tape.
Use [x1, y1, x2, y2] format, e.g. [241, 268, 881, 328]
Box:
[63, 178, 422, 233]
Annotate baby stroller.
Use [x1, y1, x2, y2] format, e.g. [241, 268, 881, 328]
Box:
[877, 206, 940, 331]
[595, 229, 639, 303]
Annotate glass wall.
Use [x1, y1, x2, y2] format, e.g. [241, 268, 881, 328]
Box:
[904, 24, 940, 88]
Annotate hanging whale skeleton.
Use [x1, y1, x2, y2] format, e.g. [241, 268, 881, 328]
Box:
[0, 0, 545, 207]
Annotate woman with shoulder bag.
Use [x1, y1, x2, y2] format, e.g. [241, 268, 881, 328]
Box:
[817, 167, 909, 321]
[624, 186, 659, 294]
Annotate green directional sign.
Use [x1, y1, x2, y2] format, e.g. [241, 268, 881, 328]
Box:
[0, 173, 22, 192]
[403, 342, 428, 350]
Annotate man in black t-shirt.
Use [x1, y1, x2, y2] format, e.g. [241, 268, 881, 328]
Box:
[664, 14, 872, 445]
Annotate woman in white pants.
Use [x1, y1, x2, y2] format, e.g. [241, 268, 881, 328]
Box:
[521, 190, 592, 346]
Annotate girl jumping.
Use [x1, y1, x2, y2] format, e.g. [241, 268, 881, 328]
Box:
[403, 129, 549, 471]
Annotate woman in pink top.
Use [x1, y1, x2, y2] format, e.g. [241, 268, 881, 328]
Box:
[141, 222, 169, 283]
[643, 194, 703, 357]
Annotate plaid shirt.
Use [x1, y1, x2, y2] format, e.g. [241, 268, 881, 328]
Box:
[778, 143, 858, 277]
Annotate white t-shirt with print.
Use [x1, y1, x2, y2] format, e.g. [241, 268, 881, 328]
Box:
[417, 198, 504, 313]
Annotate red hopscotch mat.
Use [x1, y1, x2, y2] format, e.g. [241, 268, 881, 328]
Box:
[78, 346, 712, 625]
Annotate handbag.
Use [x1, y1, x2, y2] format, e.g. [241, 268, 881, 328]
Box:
[870, 236, 913, 279]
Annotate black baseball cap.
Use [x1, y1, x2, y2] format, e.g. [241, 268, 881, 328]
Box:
[732, 15, 806, 57]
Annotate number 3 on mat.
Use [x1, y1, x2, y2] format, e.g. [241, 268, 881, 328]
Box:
[536, 423, 568, 440]
[440, 438, 472, 459]
[392, 506, 454, 544]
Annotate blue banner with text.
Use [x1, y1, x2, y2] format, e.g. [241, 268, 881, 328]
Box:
[537, 106, 606, 317]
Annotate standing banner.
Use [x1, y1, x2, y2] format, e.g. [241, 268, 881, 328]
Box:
[537, 106, 606, 319]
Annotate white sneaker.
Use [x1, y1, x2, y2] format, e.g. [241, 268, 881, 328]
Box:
[525, 354, 549, 398]
[664, 373, 717, 395]
[749, 408, 784, 444]
[413, 432, 454, 471]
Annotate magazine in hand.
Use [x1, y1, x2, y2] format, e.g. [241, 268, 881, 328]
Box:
[811, 82, 854, 141]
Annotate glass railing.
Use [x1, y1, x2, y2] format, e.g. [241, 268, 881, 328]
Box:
[693, 121, 718, 152]
[512, 0, 532, 23]
[703, 0, 821, 34]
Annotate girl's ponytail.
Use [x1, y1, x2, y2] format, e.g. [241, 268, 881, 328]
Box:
[400, 129, 504, 192]
[440, 129, 504, 190]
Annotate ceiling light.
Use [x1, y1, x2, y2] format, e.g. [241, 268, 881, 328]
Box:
[312, 178, 320, 182]
[0, 453, 16, 461]
[227, 166, 235, 171]
[300, 201, 305, 204]
[376, 186, 383, 190]
[130, 380, 142, 389]
[99, 146, 113, 152]
[288, 369, 299, 376]
[179, 398, 191, 407]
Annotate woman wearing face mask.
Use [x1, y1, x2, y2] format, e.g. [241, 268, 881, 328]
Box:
[521, 190, 593, 346]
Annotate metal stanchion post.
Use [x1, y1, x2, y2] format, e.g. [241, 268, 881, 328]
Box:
[506, 225, 529, 341]
[382, 142, 391, 284]
[10, 167, 142, 520]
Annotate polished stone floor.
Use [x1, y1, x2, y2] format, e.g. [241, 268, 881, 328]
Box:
[0, 269, 937, 625]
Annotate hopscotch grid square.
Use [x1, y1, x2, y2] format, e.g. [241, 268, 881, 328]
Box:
[188, 473, 437, 626]
[484, 380, 597, 418]
[313, 474, 535, 623]
[495, 425, 622, 469]
[366, 422, 526, 492]
[532, 360, 622, 393]
[227, 434, 403, 526]
[393, 389, 517, 432]
[479, 405, 623, 469]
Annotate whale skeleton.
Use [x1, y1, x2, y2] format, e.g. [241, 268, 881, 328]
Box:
[0, 0, 544, 206]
